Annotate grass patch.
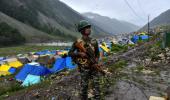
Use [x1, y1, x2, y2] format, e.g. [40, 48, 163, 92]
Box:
[108, 60, 128, 73]
[0, 82, 24, 96]
[110, 44, 128, 53]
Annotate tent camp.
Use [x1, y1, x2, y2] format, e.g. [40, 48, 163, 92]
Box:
[34, 50, 57, 56]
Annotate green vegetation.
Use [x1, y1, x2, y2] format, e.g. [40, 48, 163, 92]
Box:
[110, 43, 128, 53]
[0, 22, 25, 47]
[0, 82, 24, 96]
[108, 60, 128, 73]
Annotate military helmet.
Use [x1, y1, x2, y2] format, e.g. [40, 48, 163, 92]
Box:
[77, 20, 91, 32]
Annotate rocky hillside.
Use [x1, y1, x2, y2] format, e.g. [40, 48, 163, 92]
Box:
[0, 12, 60, 43]
[83, 12, 140, 34]
[141, 9, 170, 31]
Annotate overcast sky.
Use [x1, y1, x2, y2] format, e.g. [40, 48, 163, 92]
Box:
[60, 0, 170, 26]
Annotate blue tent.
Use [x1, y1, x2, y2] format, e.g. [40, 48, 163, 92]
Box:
[99, 46, 103, 52]
[131, 35, 139, 43]
[15, 64, 51, 81]
[15, 64, 35, 81]
[50, 58, 66, 73]
[30, 65, 51, 76]
[65, 57, 77, 69]
[22, 74, 41, 87]
[140, 35, 149, 40]
[8, 67, 16, 74]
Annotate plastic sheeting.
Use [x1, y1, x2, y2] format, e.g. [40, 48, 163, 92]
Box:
[22, 74, 41, 87]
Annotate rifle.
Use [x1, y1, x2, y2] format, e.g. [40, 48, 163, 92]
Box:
[75, 40, 107, 75]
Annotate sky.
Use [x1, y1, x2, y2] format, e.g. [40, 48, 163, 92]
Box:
[60, 0, 170, 26]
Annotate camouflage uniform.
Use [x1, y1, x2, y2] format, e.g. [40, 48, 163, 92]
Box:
[68, 37, 101, 100]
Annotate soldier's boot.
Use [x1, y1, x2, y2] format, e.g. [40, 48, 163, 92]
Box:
[80, 83, 88, 100]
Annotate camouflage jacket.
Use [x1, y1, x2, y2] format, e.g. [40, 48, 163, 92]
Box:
[68, 37, 99, 66]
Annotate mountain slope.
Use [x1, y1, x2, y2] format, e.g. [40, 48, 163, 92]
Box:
[0, 0, 108, 42]
[0, 12, 61, 43]
[83, 12, 140, 34]
[141, 9, 170, 30]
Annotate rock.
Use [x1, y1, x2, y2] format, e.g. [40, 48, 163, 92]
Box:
[158, 53, 165, 60]
[167, 57, 170, 60]
[88, 89, 94, 98]
[145, 58, 151, 65]
[165, 48, 170, 52]
[141, 69, 154, 74]
[46, 90, 50, 92]
[166, 52, 170, 57]
[105, 81, 148, 100]
[153, 61, 159, 65]
[33, 92, 40, 98]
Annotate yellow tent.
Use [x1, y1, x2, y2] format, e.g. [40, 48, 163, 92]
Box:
[102, 42, 107, 47]
[0, 64, 11, 72]
[0, 71, 10, 76]
[58, 51, 68, 55]
[100, 45, 110, 53]
[140, 32, 146, 35]
[62, 51, 68, 55]
[8, 61, 23, 68]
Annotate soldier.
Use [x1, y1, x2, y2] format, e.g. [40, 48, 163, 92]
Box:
[68, 20, 101, 100]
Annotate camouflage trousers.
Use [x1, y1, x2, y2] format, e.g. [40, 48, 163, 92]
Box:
[79, 67, 101, 100]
